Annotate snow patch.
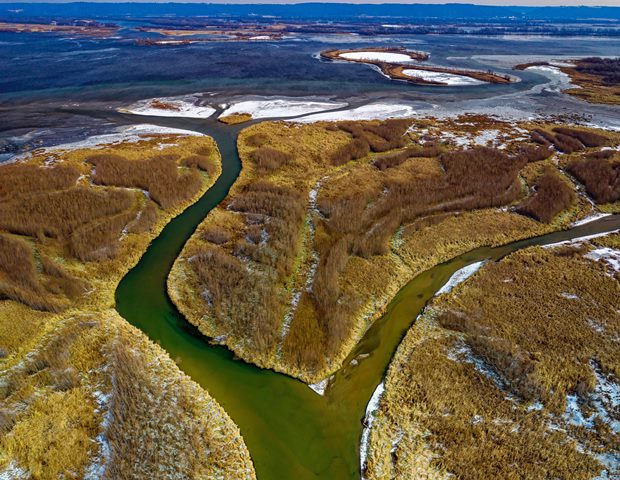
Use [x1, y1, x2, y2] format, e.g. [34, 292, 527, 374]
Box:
[585, 247, 620, 274]
[84, 389, 112, 479]
[448, 340, 514, 399]
[571, 213, 611, 227]
[525, 65, 573, 93]
[360, 382, 385, 479]
[437, 261, 485, 296]
[560, 292, 579, 300]
[308, 378, 329, 396]
[0, 462, 29, 480]
[299, 103, 416, 122]
[339, 51, 416, 63]
[119, 96, 215, 119]
[39, 124, 203, 154]
[527, 400, 544, 411]
[220, 98, 346, 120]
[587, 318, 605, 334]
[543, 230, 620, 249]
[563, 363, 620, 433]
[402, 68, 484, 86]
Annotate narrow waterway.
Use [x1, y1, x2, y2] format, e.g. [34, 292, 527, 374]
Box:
[114, 114, 620, 480]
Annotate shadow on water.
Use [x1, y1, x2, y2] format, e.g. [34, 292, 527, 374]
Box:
[106, 111, 620, 480]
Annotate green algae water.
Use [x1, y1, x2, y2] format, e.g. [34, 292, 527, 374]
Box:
[115, 116, 620, 480]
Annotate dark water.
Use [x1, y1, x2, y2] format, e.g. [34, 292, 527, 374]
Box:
[111, 113, 620, 480]
[2, 31, 620, 159]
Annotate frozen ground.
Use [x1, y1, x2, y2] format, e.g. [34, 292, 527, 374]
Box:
[220, 98, 347, 119]
[360, 382, 386, 479]
[437, 261, 486, 296]
[402, 69, 484, 86]
[339, 51, 416, 63]
[32, 124, 203, 156]
[119, 96, 216, 119]
[298, 103, 417, 122]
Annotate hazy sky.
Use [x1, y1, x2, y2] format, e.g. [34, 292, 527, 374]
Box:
[3, 0, 619, 5]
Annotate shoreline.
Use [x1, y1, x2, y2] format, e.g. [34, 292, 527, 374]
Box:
[166, 117, 619, 385]
[321, 47, 513, 86]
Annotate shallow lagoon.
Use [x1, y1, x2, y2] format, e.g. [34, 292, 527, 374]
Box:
[2, 32, 620, 158]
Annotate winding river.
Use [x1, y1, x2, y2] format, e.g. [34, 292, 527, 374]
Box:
[113, 114, 620, 480]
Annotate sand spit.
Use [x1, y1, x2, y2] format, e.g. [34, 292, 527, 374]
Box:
[220, 98, 347, 120]
[119, 96, 216, 119]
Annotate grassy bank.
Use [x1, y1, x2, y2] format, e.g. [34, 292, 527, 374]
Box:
[365, 235, 620, 479]
[0, 134, 256, 479]
[168, 116, 618, 383]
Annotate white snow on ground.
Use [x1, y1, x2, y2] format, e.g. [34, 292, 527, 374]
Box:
[585, 247, 620, 274]
[220, 98, 347, 119]
[543, 230, 620, 249]
[401, 68, 484, 86]
[29, 124, 203, 156]
[525, 65, 573, 93]
[572, 213, 612, 227]
[119, 97, 216, 119]
[339, 51, 416, 63]
[440, 131, 471, 147]
[448, 340, 514, 398]
[0, 462, 29, 480]
[308, 378, 329, 396]
[437, 261, 485, 296]
[84, 389, 112, 479]
[440, 129, 504, 149]
[564, 363, 620, 433]
[560, 292, 580, 300]
[299, 103, 416, 122]
[360, 382, 385, 479]
[549, 61, 576, 68]
[473, 129, 501, 146]
[249, 35, 272, 40]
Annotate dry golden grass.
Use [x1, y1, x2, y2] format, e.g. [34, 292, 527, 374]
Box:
[0, 135, 220, 309]
[366, 242, 619, 480]
[562, 58, 620, 105]
[0, 134, 255, 479]
[169, 117, 607, 382]
[515, 168, 576, 223]
[567, 154, 620, 205]
[104, 314, 256, 480]
[4, 388, 99, 479]
[0, 233, 88, 311]
[219, 113, 253, 125]
[87, 152, 203, 209]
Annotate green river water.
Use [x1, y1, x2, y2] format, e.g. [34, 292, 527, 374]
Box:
[114, 115, 620, 480]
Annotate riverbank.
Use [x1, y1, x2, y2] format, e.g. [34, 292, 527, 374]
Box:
[168, 115, 618, 384]
[0, 131, 256, 479]
[515, 57, 620, 105]
[321, 47, 512, 86]
[365, 233, 620, 479]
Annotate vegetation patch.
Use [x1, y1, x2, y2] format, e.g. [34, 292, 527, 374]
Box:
[567, 154, 620, 205]
[515, 168, 576, 223]
[0, 134, 255, 479]
[516, 57, 620, 105]
[321, 47, 512, 86]
[219, 113, 253, 125]
[169, 117, 615, 382]
[366, 242, 619, 480]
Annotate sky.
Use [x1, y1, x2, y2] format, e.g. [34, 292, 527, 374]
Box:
[1, 0, 619, 5]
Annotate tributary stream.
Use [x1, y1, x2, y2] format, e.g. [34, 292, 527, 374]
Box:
[114, 114, 620, 480]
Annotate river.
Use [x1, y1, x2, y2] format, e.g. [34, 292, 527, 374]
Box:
[112, 113, 620, 480]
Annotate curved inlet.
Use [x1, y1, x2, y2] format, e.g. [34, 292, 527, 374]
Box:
[115, 116, 620, 480]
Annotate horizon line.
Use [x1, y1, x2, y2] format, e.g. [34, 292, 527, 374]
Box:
[2, 1, 619, 6]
